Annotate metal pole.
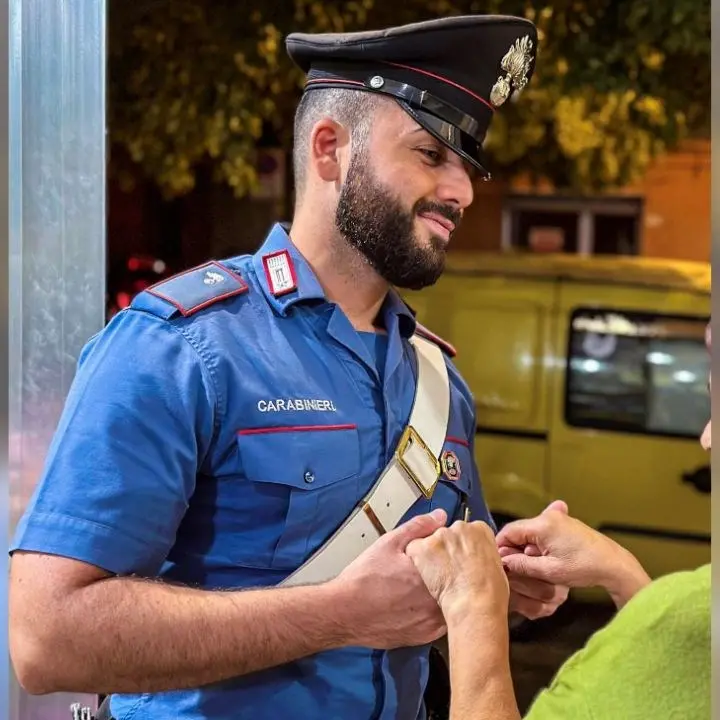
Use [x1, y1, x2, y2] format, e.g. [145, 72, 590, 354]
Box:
[1, 0, 11, 713]
[8, 1, 107, 717]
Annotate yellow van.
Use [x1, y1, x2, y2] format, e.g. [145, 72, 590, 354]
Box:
[404, 253, 711, 580]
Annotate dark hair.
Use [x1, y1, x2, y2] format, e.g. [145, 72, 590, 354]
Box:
[292, 88, 385, 198]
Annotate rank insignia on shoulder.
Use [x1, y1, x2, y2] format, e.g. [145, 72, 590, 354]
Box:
[146, 261, 249, 317]
[262, 249, 298, 297]
[414, 322, 457, 357]
[441, 449, 461, 481]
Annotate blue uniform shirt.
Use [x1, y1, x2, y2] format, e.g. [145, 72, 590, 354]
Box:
[11, 223, 493, 720]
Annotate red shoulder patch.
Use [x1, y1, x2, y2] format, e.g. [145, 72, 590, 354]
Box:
[414, 322, 457, 357]
[145, 261, 248, 317]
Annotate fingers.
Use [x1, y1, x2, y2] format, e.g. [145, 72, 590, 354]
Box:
[543, 500, 568, 516]
[507, 573, 560, 603]
[462, 519, 496, 542]
[392, 509, 447, 551]
[498, 545, 521, 558]
[508, 575, 570, 620]
[495, 516, 546, 552]
[498, 543, 542, 557]
[406, 520, 495, 566]
[496, 501, 567, 551]
[501, 551, 562, 582]
[405, 537, 423, 560]
[509, 592, 561, 620]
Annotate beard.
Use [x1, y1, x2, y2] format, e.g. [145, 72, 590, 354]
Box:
[335, 150, 462, 290]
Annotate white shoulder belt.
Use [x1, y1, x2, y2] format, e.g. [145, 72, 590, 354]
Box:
[280, 334, 451, 587]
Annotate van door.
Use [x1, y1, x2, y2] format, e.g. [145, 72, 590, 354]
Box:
[405, 274, 555, 522]
[548, 284, 711, 578]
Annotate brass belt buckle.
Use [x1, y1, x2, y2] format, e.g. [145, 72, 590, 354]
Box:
[396, 425, 441, 499]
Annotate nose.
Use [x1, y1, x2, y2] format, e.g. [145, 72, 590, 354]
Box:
[435, 163, 474, 211]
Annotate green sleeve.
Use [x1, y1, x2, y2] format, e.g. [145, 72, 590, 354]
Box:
[524, 565, 710, 720]
[522, 650, 594, 720]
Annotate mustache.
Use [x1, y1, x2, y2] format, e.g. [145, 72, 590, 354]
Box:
[414, 200, 462, 231]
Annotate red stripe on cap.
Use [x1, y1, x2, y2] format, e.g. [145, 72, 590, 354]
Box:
[384, 61, 495, 112]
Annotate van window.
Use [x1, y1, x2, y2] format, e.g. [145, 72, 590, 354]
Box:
[566, 309, 710, 438]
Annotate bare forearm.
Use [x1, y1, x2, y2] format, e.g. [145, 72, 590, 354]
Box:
[603, 548, 651, 609]
[446, 608, 521, 720]
[18, 576, 351, 694]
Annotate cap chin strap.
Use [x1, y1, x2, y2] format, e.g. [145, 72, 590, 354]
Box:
[304, 72, 490, 178]
[362, 75, 484, 141]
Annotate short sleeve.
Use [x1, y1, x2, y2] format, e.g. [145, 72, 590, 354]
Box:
[10, 309, 217, 575]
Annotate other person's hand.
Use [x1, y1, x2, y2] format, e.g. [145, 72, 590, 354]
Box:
[406, 520, 509, 623]
[496, 503, 650, 608]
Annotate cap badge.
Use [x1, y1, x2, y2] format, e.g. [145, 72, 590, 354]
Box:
[490, 35, 534, 108]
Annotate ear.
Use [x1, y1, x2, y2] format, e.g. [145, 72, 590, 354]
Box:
[309, 118, 350, 184]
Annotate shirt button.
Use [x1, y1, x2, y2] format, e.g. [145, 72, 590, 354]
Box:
[304, 471, 315, 484]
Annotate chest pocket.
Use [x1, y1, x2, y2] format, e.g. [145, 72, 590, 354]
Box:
[237, 424, 361, 569]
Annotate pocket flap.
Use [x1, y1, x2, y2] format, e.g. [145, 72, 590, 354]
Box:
[237, 424, 361, 490]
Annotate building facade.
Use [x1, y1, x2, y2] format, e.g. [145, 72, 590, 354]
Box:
[451, 140, 710, 262]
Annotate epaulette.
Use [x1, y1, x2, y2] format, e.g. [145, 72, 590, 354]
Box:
[414, 322, 457, 357]
[137, 261, 249, 319]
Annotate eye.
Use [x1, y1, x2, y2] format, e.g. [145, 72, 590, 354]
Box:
[418, 147, 444, 165]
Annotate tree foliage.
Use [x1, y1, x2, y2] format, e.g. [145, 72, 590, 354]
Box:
[109, 0, 709, 197]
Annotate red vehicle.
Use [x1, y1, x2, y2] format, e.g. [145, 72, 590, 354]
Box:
[106, 255, 172, 321]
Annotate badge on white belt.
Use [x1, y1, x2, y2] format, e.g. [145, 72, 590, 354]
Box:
[441, 449, 461, 481]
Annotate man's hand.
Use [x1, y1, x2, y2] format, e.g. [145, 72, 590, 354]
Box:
[496, 502, 650, 608]
[405, 520, 509, 623]
[331, 509, 449, 649]
[500, 501, 570, 620]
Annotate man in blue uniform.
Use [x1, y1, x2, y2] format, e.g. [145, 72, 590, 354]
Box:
[9, 14, 567, 720]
